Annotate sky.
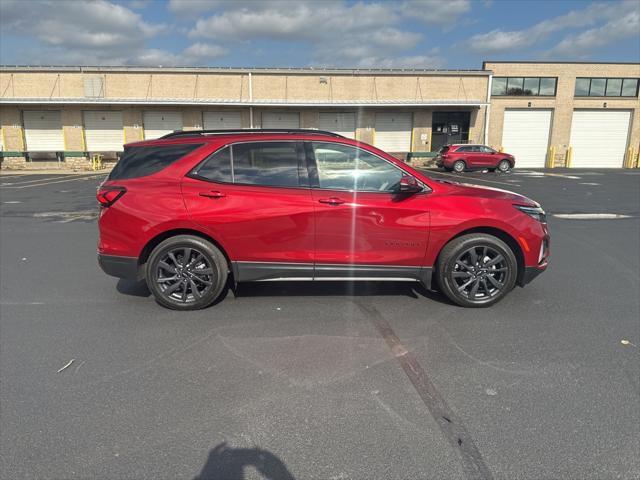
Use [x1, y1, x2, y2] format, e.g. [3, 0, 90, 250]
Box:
[0, 0, 639, 69]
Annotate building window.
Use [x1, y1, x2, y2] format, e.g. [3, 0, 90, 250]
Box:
[491, 77, 557, 96]
[574, 77, 639, 97]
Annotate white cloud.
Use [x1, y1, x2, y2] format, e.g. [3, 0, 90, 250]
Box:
[465, 1, 637, 54]
[183, 43, 228, 60]
[0, 0, 168, 65]
[187, 1, 440, 67]
[547, 10, 640, 57]
[401, 0, 471, 25]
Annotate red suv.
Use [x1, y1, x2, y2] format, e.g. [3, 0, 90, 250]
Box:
[97, 129, 548, 309]
[436, 144, 515, 173]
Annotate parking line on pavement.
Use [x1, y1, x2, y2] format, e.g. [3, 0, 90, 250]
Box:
[424, 170, 520, 187]
[357, 300, 493, 480]
[0, 174, 80, 186]
[0, 173, 107, 189]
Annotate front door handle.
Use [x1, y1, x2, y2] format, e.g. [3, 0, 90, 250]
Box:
[318, 197, 345, 206]
[199, 190, 226, 199]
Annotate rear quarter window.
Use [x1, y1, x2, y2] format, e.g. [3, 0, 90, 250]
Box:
[108, 144, 202, 180]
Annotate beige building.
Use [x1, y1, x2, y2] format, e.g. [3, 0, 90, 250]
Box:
[0, 62, 638, 169]
[485, 61, 640, 168]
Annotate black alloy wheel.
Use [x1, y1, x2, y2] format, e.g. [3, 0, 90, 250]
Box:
[437, 233, 517, 307]
[146, 235, 228, 310]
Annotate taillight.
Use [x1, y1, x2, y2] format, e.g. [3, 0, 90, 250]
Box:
[97, 186, 126, 207]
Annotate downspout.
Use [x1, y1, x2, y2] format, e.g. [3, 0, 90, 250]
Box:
[484, 73, 492, 146]
[248, 72, 254, 128]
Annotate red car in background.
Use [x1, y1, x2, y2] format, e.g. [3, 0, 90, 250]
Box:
[97, 129, 548, 310]
[436, 144, 515, 173]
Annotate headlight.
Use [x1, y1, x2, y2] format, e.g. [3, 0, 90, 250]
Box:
[514, 204, 546, 223]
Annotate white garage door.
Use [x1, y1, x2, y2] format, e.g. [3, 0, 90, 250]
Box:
[84, 111, 123, 151]
[203, 111, 242, 130]
[375, 113, 412, 152]
[570, 110, 631, 168]
[262, 112, 300, 129]
[319, 112, 356, 139]
[143, 111, 182, 139]
[502, 110, 552, 168]
[23, 111, 65, 151]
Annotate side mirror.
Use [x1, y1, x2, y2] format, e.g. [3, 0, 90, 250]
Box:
[399, 175, 423, 193]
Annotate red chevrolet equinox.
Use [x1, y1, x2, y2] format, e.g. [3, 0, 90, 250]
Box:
[97, 129, 549, 310]
[436, 144, 515, 173]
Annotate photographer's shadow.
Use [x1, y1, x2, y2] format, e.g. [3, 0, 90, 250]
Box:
[194, 443, 295, 480]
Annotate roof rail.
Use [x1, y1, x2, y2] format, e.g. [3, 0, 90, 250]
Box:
[160, 128, 345, 139]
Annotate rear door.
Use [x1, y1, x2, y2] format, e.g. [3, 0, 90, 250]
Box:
[181, 140, 316, 281]
[306, 141, 429, 278]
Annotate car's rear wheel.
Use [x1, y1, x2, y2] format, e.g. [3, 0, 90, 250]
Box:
[436, 233, 517, 307]
[146, 235, 228, 310]
[497, 159, 511, 172]
[453, 160, 466, 173]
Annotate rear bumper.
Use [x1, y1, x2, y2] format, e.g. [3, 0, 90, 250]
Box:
[98, 254, 140, 280]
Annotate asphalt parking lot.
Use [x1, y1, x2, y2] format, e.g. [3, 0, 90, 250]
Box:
[1, 168, 639, 480]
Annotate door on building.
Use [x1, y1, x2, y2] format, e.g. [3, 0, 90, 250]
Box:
[262, 112, 300, 129]
[319, 112, 356, 138]
[83, 111, 124, 152]
[374, 112, 412, 153]
[143, 111, 183, 139]
[569, 110, 631, 168]
[431, 112, 470, 152]
[203, 111, 242, 130]
[23, 111, 65, 152]
[501, 109, 552, 168]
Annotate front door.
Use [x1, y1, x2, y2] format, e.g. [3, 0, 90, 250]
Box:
[306, 141, 429, 279]
[182, 140, 316, 281]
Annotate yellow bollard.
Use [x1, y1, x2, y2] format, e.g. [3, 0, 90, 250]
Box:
[91, 154, 103, 171]
[566, 146, 573, 168]
[547, 146, 556, 169]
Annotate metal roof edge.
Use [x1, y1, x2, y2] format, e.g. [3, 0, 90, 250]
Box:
[0, 98, 489, 107]
[0, 65, 491, 76]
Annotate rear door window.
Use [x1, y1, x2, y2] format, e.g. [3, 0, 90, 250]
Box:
[191, 141, 307, 187]
[231, 141, 305, 187]
[109, 143, 202, 180]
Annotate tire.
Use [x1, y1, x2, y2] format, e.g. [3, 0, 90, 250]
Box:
[436, 233, 518, 308]
[145, 235, 228, 310]
[453, 160, 466, 173]
[497, 159, 511, 173]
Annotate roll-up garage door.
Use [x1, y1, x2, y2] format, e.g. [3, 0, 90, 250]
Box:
[569, 110, 631, 168]
[203, 111, 242, 130]
[262, 112, 300, 129]
[23, 111, 65, 151]
[501, 110, 552, 168]
[319, 112, 356, 139]
[374, 113, 412, 152]
[84, 111, 123, 151]
[143, 111, 182, 139]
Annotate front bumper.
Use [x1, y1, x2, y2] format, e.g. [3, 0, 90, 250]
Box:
[519, 264, 547, 287]
[98, 254, 140, 280]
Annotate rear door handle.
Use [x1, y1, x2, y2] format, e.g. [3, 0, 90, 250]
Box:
[318, 197, 345, 206]
[199, 190, 226, 199]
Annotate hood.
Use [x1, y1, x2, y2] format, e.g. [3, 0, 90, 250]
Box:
[434, 179, 539, 206]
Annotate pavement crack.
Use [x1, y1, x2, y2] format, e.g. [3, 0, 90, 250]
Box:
[355, 299, 494, 480]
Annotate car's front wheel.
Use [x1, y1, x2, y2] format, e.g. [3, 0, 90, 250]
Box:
[436, 233, 518, 307]
[497, 159, 511, 173]
[146, 235, 228, 310]
[453, 160, 466, 173]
